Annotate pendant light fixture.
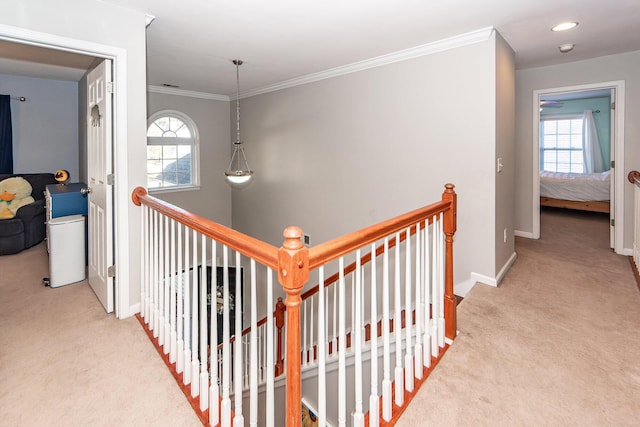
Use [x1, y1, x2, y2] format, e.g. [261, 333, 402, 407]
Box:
[225, 59, 254, 186]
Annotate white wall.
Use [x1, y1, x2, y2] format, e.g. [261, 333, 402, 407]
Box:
[147, 92, 232, 226]
[232, 33, 504, 296]
[0, 74, 79, 178]
[515, 50, 640, 251]
[494, 32, 516, 278]
[1, 0, 148, 316]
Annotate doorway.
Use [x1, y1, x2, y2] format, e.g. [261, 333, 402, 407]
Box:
[0, 25, 131, 317]
[532, 81, 626, 254]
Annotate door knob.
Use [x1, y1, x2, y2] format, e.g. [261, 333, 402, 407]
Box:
[80, 187, 92, 195]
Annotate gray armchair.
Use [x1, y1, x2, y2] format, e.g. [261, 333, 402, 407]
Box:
[0, 173, 57, 255]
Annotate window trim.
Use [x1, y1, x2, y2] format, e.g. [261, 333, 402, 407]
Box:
[146, 110, 200, 192]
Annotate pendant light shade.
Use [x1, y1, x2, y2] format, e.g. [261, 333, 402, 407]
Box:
[225, 59, 254, 186]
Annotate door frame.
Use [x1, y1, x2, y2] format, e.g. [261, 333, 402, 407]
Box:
[532, 80, 626, 255]
[0, 24, 131, 318]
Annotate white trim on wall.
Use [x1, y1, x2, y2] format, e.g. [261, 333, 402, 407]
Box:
[147, 85, 229, 101]
[0, 23, 132, 319]
[532, 80, 625, 255]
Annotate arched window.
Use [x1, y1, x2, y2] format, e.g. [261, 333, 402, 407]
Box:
[146, 110, 199, 190]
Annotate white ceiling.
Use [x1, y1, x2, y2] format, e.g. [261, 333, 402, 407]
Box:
[1, 0, 639, 97]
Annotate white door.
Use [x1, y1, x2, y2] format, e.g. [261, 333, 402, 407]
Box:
[87, 60, 114, 313]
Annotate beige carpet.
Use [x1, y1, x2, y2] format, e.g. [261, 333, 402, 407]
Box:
[397, 208, 640, 426]
[0, 242, 200, 426]
[3, 208, 639, 426]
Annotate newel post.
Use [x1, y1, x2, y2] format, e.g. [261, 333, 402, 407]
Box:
[442, 183, 457, 340]
[278, 226, 309, 427]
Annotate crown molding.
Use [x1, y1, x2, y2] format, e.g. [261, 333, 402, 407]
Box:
[241, 26, 495, 98]
[148, 27, 494, 101]
[147, 85, 229, 101]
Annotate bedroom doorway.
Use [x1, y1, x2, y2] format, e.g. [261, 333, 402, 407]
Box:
[0, 26, 130, 317]
[532, 81, 625, 254]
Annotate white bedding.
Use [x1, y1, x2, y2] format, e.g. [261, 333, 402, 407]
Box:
[540, 170, 610, 202]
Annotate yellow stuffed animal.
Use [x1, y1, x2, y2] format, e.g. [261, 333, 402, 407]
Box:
[0, 177, 35, 219]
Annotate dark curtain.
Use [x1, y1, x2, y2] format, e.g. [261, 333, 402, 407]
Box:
[0, 95, 13, 174]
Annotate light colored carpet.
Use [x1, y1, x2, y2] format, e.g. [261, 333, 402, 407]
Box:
[397, 208, 640, 426]
[0, 242, 200, 426]
[3, 208, 639, 427]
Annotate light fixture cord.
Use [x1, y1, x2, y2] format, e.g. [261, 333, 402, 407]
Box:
[236, 61, 242, 171]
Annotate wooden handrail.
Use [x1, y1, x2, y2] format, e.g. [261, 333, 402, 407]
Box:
[132, 187, 279, 269]
[308, 197, 452, 270]
[132, 183, 457, 427]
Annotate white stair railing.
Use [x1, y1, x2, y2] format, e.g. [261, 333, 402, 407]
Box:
[132, 183, 457, 427]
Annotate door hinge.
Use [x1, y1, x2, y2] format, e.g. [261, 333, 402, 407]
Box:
[611, 160, 615, 168]
[107, 174, 115, 186]
[107, 81, 115, 94]
[610, 219, 615, 227]
[108, 265, 116, 278]
[611, 101, 615, 110]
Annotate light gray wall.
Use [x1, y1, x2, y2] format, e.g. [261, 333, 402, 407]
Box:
[232, 34, 501, 295]
[494, 32, 516, 275]
[0, 74, 79, 178]
[515, 50, 640, 251]
[2, 0, 149, 315]
[147, 92, 232, 226]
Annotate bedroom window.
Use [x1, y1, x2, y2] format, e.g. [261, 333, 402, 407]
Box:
[146, 111, 199, 191]
[541, 117, 584, 173]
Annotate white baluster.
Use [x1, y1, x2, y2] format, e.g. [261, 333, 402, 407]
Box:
[353, 250, 364, 427]
[163, 215, 170, 353]
[199, 234, 208, 410]
[382, 237, 392, 422]
[414, 222, 423, 379]
[338, 257, 346, 427]
[404, 227, 414, 393]
[250, 260, 258, 426]
[176, 223, 184, 374]
[438, 213, 445, 347]
[394, 232, 404, 407]
[233, 252, 244, 426]
[170, 219, 177, 364]
[158, 215, 165, 346]
[369, 243, 379, 427]
[266, 268, 274, 427]
[209, 241, 219, 426]
[310, 295, 315, 364]
[333, 283, 337, 357]
[152, 211, 159, 336]
[221, 246, 231, 426]
[190, 230, 200, 397]
[183, 225, 191, 385]
[141, 205, 147, 321]
[431, 216, 439, 359]
[317, 266, 326, 427]
[303, 298, 308, 366]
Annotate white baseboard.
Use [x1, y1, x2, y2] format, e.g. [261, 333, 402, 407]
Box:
[514, 230, 536, 239]
[470, 272, 497, 287]
[454, 278, 477, 297]
[496, 252, 518, 285]
[622, 247, 633, 257]
[128, 303, 141, 317]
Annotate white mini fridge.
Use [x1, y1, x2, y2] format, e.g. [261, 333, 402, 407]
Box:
[47, 214, 86, 288]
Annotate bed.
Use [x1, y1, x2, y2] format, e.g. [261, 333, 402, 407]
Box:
[540, 170, 611, 213]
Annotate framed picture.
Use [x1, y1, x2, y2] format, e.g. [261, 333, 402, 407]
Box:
[197, 265, 244, 345]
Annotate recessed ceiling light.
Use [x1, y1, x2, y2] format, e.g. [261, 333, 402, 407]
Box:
[558, 43, 575, 53]
[551, 21, 578, 32]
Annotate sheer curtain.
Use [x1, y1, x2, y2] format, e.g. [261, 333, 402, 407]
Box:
[0, 94, 13, 174]
[582, 110, 604, 173]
